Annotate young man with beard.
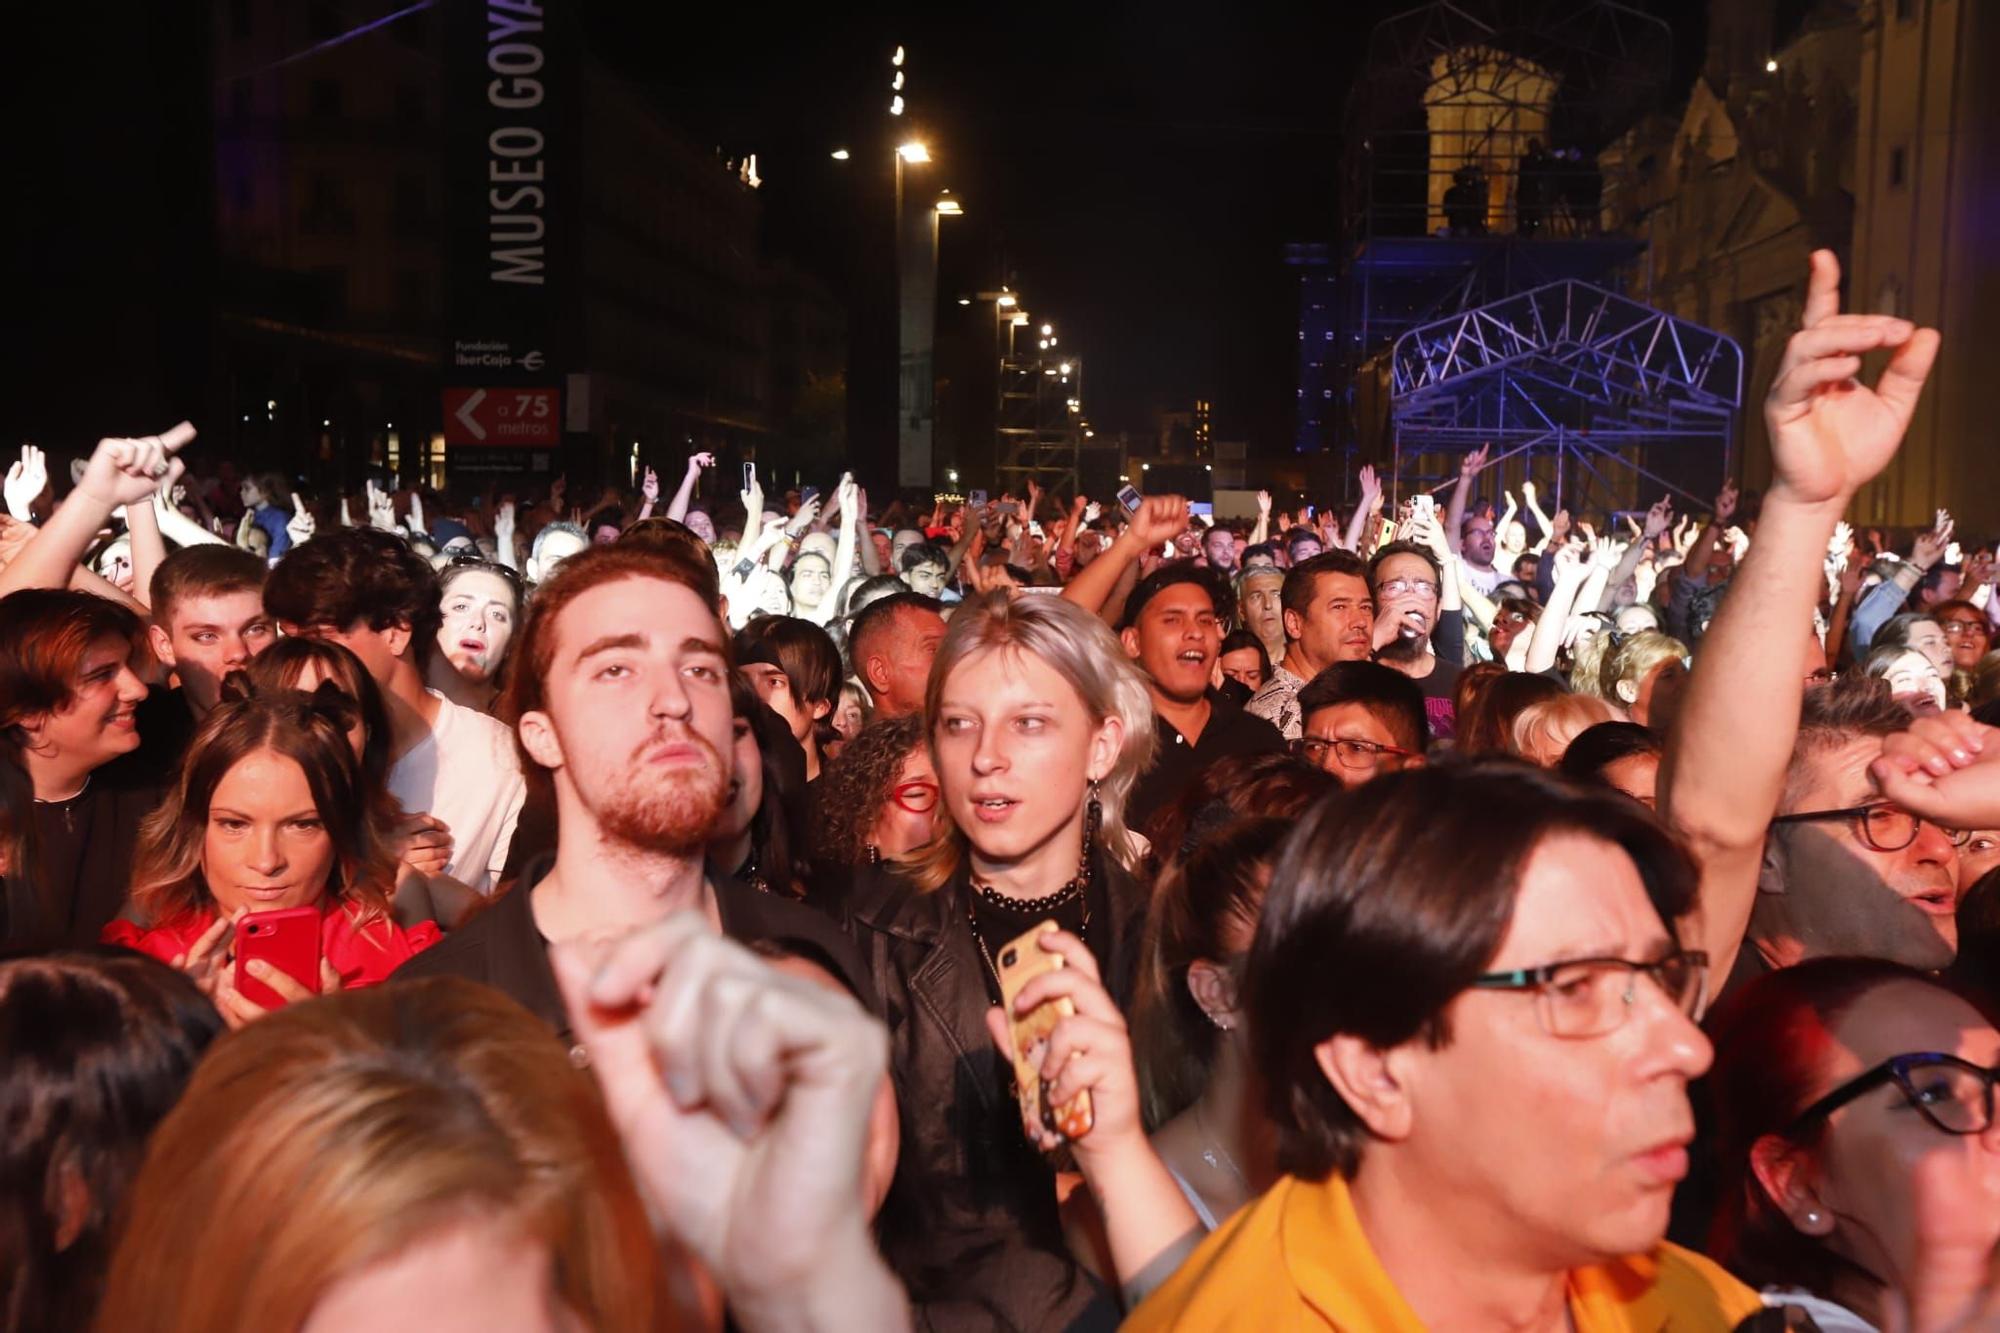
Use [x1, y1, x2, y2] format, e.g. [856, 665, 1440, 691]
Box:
[1122, 564, 1283, 828]
[1368, 518, 1466, 736]
[398, 542, 865, 1042]
[1246, 551, 1377, 741]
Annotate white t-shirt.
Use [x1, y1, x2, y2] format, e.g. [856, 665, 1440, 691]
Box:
[1462, 559, 1505, 598]
[387, 690, 526, 895]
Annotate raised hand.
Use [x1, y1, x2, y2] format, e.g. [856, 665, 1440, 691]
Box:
[1713, 479, 1740, 525]
[1521, 479, 1538, 503]
[1548, 508, 1572, 544]
[1124, 495, 1190, 550]
[1765, 249, 1940, 508]
[1871, 713, 2000, 831]
[686, 451, 715, 476]
[640, 467, 660, 504]
[77, 422, 195, 509]
[551, 917, 897, 1319]
[1459, 443, 1491, 480]
[493, 498, 515, 533]
[366, 480, 397, 532]
[1642, 496, 1674, 541]
[1913, 513, 1954, 570]
[406, 492, 426, 535]
[285, 493, 315, 547]
[548, 473, 567, 509]
[5, 444, 48, 521]
[1256, 488, 1273, 517]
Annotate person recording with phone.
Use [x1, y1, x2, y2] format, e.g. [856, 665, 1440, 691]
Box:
[846, 591, 1194, 1325]
[103, 681, 439, 1027]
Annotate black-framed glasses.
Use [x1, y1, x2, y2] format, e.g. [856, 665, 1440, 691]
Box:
[1786, 1051, 2000, 1138]
[1941, 620, 1990, 639]
[1290, 734, 1414, 771]
[1770, 802, 1972, 852]
[1470, 949, 1709, 1039]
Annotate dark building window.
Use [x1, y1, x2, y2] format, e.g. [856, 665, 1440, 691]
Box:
[1890, 145, 1908, 188]
[308, 79, 342, 118]
[303, 173, 353, 234]
[394, 84, 426, 127]
[392, 174, 428, 235]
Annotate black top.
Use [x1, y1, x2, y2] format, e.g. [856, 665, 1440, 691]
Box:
[127, 686, 199, 787]
[16, 749, 167, 951]
[394, 854, 871, 1045]
[1127, 689, 1284, 831]
[843, 855, 1144, 1332]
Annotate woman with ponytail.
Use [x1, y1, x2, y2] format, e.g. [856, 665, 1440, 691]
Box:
[103, 677, 438, 1025]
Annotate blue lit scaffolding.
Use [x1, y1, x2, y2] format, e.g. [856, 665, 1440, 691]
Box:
[1307, 0, 1740, 514]
[1388, 279, 1743, 514]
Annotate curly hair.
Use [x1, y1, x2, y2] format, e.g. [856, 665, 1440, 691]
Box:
[809, 714, 927, 866]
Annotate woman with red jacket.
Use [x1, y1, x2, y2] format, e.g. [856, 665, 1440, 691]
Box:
[104, 678, 437, 1025]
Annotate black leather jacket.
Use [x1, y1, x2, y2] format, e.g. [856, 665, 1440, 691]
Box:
[844, 853, 1145, 1332]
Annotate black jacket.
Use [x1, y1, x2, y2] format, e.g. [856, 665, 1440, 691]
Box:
[396, 857, 868, 1046]
[843, 854, 1143, 1332]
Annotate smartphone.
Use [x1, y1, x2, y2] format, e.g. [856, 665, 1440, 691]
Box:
[968, 488, 989, 508]
[1188, 501, 1214, 518]
[1117, 484, 1143, 515]
[1411, 493, 1437, 524]
[995, 923, 1094, 1143]
[996, 501, 1020, 516]
[234, 907, 322, 1009]
[742, 461, 756, 491]
[801, 484, 820, 505]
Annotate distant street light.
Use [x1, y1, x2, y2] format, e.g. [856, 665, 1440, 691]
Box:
[997, 294, 1018, 308]
[1765, 58, 1778, 72]
[830, 148, 851, 160]
[1040, 324, 1052, 336]
[958, 297, 972, 305]
[935, 196, 962, 215]
[898, 141, 930, 163]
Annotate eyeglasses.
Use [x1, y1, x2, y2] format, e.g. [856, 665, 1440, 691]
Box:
[1377, 578, 1438, 598]
[1805, 668, 1840, 686]
[1290, 735, 1414, 771]
[1470, 949, 1709, 1039]
[1786, 1051, 2000, 1138]
[891, 780, 939, 814]
[1941, 620, 1990, 638]
[1770, 802, 1972, 852]
[445, 554, 524, 594]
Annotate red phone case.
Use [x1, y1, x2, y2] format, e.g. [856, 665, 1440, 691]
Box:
[234, 907, 323, 1009]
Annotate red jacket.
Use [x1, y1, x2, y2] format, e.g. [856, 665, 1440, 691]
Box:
[104, 902, 440, 990]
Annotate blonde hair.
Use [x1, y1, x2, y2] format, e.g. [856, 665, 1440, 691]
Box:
[1599, 629, 1689, 702]
[1511, 693, 1621, 766]
[1567, 627, 1616, 698]
[904, 592, 1156, 889]
[95, 979, 664, 1332]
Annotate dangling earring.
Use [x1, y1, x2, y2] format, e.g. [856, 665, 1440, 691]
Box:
[865, 843, 881, 866]
[1080, 777, 1102, 882]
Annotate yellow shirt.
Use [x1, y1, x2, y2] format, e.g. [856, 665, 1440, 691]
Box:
[1124, 1173, 1761, 1331]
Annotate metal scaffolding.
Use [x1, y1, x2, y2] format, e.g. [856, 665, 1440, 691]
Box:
[1388, 278, 1743, 515]
[996, 354, 1083, 496]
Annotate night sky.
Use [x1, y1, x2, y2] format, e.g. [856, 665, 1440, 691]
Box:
[588, 1, 1711, 457]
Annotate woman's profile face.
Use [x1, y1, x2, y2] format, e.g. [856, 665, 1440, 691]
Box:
[932, 648, 1115, 869]
[1775, 981, 2000, 1301]
[868, 744, 940, 859]
[202, 747, 338, 918]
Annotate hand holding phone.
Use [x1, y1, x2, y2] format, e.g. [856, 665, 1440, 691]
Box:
[233, 907, 323, 1010]
[742, 461, 756, 492]
[993, 923, 1094, 1145]
[1116, 484, 1143, 515]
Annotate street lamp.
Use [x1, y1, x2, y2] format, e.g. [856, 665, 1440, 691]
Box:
[898, 141, 930, 163]
[935, 195, 962, 215]
[830, 148, 851, 160]
[997, 294, 1017, 308]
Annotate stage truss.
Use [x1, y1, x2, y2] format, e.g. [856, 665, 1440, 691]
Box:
[1388, 278, 1743, 515]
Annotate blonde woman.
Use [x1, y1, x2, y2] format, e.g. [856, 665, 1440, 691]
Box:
[847, 592, 1196, 1325]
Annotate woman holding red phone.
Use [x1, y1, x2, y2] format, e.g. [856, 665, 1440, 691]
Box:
[104, 680, 438, 1026]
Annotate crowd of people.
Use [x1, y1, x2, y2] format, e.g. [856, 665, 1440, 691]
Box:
[5, 250, 2000, 1330]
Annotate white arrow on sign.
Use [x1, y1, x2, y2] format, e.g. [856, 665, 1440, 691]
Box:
[454, 388, 488, 441]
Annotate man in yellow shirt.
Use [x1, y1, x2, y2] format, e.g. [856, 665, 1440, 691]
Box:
[1125, 764, 1760, 1331]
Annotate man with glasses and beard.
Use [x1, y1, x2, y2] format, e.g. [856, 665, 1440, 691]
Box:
[398, 543, 866, 1041]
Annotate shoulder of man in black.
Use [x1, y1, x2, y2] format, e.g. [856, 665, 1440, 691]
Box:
[1205, 687, 1285, 752]
[102, 685, 196, 789]
[393, 874, 570, 1035]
